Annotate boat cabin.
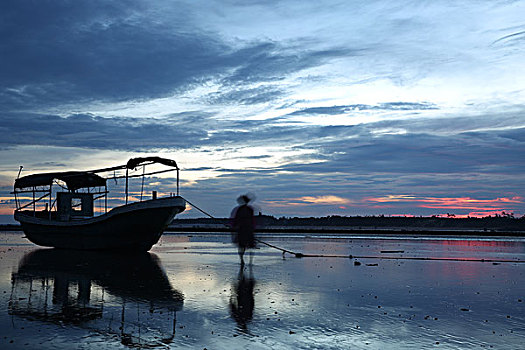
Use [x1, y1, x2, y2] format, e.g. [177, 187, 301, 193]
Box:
[57, 192, 94, 221]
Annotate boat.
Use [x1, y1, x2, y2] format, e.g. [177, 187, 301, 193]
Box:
[12, 157, 186, 251]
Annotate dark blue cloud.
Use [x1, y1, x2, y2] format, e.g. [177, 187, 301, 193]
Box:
[288, 102, 438, 116]
[0, 110, 312, 151]
[287, 128, 525, 176]
[0, 1, 230, 108]
[4, 106, 523, 183]
[244, 155, 272, 159]
[0, 1, 353, 111]
[204, 86, 285, 105]
[0, 112, 207, 151]
[500, 127, 525, 142]
[222, 44, 356, 84]
[492, 30, 525, 46]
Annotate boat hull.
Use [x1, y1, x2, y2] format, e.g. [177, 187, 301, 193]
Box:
[15, 197, 186, 251]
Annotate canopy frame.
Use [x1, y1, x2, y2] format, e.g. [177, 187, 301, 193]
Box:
[12, 157, 180, 217]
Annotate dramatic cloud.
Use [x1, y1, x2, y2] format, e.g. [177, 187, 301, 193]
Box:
[263, 195, 352, 208]
[288, 102, 438, 116]
[1, 1, 226, 107]
[0, 112, 208, 150]
[0, 1, 352, 112]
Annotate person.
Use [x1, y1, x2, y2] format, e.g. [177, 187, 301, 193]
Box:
[231, 194, 256, 266]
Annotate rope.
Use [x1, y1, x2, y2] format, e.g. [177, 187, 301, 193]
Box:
[182, 196, 217, 220]
[254, 239, 298, 257]
[275, 252, 525, 263]
[179, 196, 525, 264]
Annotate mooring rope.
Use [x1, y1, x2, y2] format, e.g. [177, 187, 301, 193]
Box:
[180, 196, 525, 264]
[181, 197, 217, 220]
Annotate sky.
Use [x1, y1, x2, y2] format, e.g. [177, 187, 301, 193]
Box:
[1, 0, 524, 222]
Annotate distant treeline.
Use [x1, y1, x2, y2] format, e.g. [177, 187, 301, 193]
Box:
[172, 214, 525, 232]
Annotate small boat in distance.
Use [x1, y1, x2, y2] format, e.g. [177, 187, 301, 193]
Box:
[12, 157, 186, 251]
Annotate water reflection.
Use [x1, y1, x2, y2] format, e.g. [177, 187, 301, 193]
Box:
[9, 249, 183, 348]
[229, 265, 256, 333]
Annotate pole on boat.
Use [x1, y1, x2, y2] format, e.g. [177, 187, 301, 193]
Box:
[125, 168, 129, 205]
[13, 166, 23, 210]
[140, 165, 145, 201]
[176, 168, 180, 196]
[49, 183, 52, 220]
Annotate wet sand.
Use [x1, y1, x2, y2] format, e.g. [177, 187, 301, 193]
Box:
[1, 231, 524, 349]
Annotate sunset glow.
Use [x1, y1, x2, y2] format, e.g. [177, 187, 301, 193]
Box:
[364, 195, 523, 217]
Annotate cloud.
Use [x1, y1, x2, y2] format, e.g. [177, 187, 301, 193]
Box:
[1, 109, 523, 187]
[263, 195, 352, 208]
[288, 102, 438, 116]
[0, 2, 355, 112]
[204, 85, 285, 105]
[364, 195, 524, 217]
[1, 2, 192, 102]
[8, 112, 523, 189]
[0, 110, 313, 152]
[282, 123, 525, 176]
[365, 194, 523, 207]
[0, 112, 208, 151]
[222, 43, 355, 85]
[492, 30, 525, 46]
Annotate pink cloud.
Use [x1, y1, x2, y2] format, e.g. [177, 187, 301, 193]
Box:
[263, 195, 352, 208]
[363, 195, 523, 215]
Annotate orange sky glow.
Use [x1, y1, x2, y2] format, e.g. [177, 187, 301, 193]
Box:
[364, 195, 523, 217]
[262, 194, 523, 218]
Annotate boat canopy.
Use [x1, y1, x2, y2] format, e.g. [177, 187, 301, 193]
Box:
[14, 157, 178, 190]
[126, 157, 178, 170]
[15, 171, 106, 191]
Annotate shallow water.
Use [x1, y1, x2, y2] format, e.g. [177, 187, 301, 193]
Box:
[1, 231, 524, 349]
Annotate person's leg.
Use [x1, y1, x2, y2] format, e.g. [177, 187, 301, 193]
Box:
[238, 246, 246, 265]
[248, 249, 254, 265]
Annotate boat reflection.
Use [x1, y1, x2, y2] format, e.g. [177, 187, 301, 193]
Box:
[9, 249, 183, 348]
[229, 265, 256, 334]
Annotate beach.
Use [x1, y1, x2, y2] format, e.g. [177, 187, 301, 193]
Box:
[1, 231, 524, 349]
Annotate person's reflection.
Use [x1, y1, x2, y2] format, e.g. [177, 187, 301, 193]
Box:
[229, 265, 256, 333]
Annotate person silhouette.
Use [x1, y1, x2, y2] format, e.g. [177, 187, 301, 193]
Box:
[231, 194, 256, 266]
[229, 264, 256, 333]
